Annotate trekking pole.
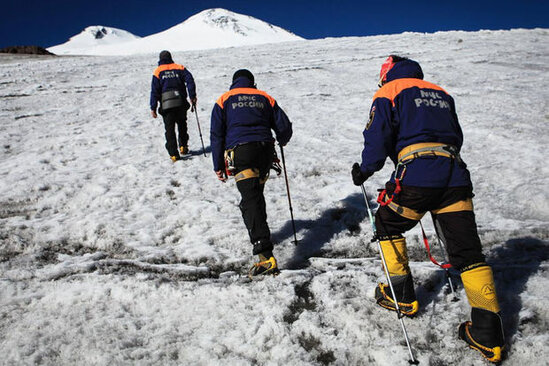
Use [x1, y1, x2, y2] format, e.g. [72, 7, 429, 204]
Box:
[360, 183, 419, 365]
[432, 217, 458, 301]
[279, 145, 298, 245]
[193, 106, 207, 157]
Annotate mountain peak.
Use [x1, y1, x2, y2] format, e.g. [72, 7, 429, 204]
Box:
[198, 9, 253, 35]
[82, 26, 124, 40]
[75, 26, 141, 42]
[48, 25, 141, 55]
[193, 8, 248, 20]
[86, 26, 110, 39]
[48, 9, 303, 56]
[181, 8, 296, 38]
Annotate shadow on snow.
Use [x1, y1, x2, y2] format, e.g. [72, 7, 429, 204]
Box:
[415, 235, 548, 354]
[489, 237, 548, 349]
[271, 192, 374, 269]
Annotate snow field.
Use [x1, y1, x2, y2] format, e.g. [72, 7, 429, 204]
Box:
[1, 28, 549, 365]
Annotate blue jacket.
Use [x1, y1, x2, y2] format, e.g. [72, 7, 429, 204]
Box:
[210, 77, 293, 171]
[150, 59, 196, 111]
[360, 59, 472, 187]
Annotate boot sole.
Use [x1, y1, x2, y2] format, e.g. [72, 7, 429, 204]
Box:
[247, 266, 280, 279]
[376, 298, 418, 317]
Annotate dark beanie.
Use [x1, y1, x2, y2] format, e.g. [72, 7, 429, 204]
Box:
[232, 69, 254, 84]
[159, 50, 172, 61]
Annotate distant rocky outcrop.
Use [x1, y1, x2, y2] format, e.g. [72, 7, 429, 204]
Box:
[0, 46, 55, 55]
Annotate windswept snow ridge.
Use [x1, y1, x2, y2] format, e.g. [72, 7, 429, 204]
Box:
[47, 8, 303, 56]
[1, 28, 549, 365]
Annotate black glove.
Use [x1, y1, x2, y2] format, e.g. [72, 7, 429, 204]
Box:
[271, 150, 282, 175]
[351, 163, 371, 186]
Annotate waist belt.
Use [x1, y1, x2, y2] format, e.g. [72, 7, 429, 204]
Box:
[377, 142, 461, 209]
[397, 142, 461, 164]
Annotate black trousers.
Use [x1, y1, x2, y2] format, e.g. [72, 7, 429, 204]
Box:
[161, 106, 188, 156]
[233, 142, 274, 254]
[375, 184, 485, 271]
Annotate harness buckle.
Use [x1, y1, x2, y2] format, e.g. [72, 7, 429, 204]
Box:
[377, 162, 407, 207]
[224, 149, 235, 176]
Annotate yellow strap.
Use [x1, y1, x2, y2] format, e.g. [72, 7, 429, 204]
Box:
[397, 142, 453, 161]
[382, 188, 472, 218]
[234, 168, 260, 182]
[432, 198, 474, 214]
[382, 194, 426, 220]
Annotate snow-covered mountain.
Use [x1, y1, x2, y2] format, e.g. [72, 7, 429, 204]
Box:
[48, 26, 141, 55]
[47, 8, 304, 56]
[2, 28, 549, 365]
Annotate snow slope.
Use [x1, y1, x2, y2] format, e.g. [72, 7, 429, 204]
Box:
[1, 28, 549, 365]
[48, 26, 141, 55]
[47, 8, 304, 56]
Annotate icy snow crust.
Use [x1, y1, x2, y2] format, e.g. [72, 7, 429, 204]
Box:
[1, 29, 548, 365]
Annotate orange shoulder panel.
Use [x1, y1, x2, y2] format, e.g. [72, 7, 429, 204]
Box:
[373, 79, 448, 106]
[153, 63, 186, 79]
[216, 88, 276, 109]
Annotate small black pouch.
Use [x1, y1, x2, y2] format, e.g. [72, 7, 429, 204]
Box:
[161, 90, 184, 110]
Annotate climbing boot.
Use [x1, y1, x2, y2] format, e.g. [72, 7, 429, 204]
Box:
[459, 264, 504, 363]
[375, 236, 418, 316]
[375, 273, 418, 316]
[248, 252, 280, 278]
[459, 308, 504, 363]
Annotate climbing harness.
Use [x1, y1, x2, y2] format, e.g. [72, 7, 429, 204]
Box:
[377, 142, 461, 208]
[377, 142, 462, 269]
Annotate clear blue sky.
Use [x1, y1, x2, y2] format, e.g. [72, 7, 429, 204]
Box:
[1, 0, 548, 48]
